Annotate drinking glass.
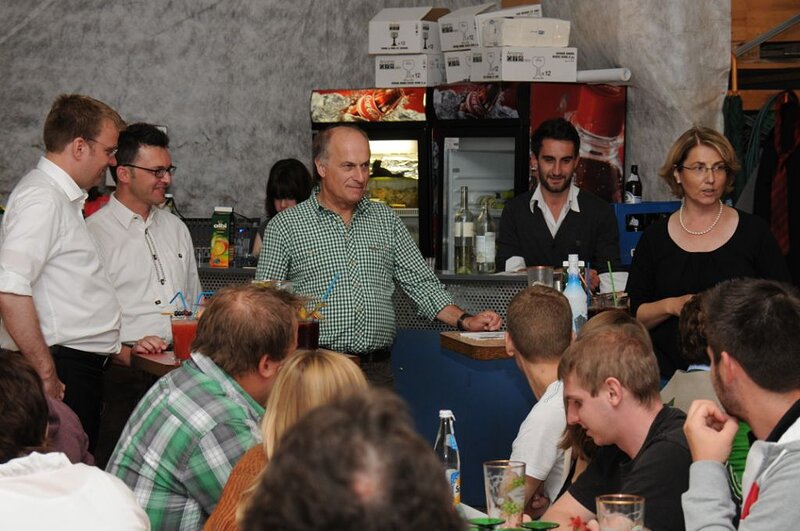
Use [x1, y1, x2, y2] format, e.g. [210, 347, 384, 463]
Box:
[483, 460, 526, 528]
[170, 315, 198, 361]
[527, 266, 554, 288]
[596, 494, 644, 531]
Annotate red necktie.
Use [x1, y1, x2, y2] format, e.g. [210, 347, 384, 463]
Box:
[770, 92, 800, 255]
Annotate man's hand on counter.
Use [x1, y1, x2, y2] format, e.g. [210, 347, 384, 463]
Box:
[437, 305, 503, 332]
[464, 310, 503, 331]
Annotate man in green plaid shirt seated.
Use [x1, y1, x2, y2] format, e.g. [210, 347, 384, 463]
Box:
[256, 125, 503, 386]
[106, 284, 299, 530]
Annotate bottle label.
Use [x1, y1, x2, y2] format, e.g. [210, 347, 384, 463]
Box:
[484, 232, 496, 261]
[624, 191, 642, 204]
[446, 434, 458, 451]
[445, 468, 461, 505]
[455, 222, 474, 238]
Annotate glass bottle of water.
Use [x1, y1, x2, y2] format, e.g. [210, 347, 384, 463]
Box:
[564, 254, 588, 333]
[454, 186, 475, 275]
[475, 196, 496, 274]
[434, 409, 461, 507]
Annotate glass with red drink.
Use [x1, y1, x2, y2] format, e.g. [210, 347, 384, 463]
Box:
[297, 319, 320, 350]
[171, 315, 198, 361]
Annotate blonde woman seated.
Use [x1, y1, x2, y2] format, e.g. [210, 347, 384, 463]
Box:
[204, 349, 368, 531]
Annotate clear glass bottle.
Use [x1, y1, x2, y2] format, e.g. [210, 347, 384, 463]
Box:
[624, 164, 643, 204]
[454, 186, 475, 275]
[433, 409, 461, 507]
[564, 254, 588, 333]
[475, 196, 496, 274]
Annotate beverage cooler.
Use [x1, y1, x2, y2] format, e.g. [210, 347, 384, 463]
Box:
[430, 82, 627, 271]
[310, 88, 434, 257]
[430, 82, 532, 271]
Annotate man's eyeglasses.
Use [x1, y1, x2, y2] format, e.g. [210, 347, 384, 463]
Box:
[86, 138, 118, 157]
[122, 164, 177, 179]
[677, 163, 728, 178]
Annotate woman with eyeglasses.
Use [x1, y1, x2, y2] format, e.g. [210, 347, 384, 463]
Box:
[626, 127, 790, 380]
[251, 159, 313, 257]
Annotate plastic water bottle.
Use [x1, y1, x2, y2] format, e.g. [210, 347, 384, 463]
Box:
[564, 254, 588, 333]
[434, 409, 461, 506]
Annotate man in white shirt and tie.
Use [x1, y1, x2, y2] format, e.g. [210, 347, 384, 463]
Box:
[0, 94, 127, 452]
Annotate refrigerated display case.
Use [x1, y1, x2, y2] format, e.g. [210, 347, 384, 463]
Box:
[431, 82, 532, 270]
[310, 88, 432, 255]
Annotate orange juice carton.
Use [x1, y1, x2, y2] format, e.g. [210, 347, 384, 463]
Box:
[210, 206, 234, 268]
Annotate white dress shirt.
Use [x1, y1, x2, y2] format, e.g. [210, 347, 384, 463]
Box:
[0, 452, 150, 530]
[0, 157, 121, 353]
[87, 194, 201, 343]
[530, 183, 582, 238]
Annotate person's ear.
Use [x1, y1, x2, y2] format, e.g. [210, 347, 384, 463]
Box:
[315, 159, 327, 180]
[605, 377, 623, 406]
[504, 331, 516, 358]
[116, 165, 132, 184]
[718, 351, 739, 384]
[71, 137, 88, 160]
[257, 354, 281, 381]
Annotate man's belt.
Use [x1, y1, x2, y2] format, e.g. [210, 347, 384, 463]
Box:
[339, 348, 391, 363]
[50, 345, 112, 370]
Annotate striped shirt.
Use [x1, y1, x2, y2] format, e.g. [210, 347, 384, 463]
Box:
[256, 191, 453, 353]
[107, 353, 264, 530]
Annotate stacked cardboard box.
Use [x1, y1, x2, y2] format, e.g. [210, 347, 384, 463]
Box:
[469, 3, 578, 83]
[369, 7, 449, 88]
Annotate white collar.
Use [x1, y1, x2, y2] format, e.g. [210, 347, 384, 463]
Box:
[0, 452, 71, 478]
[107, 193, 158, 229]
[37, 157, 87, 204]
[530, 183, 581, 215]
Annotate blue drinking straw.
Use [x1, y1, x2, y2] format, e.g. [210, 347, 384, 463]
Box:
[322, 273, 340, 302]
[193, 291, 214, 316]
[169, 291, 188, 311]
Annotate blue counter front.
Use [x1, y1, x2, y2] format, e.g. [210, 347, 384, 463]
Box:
[392, 328, 534, 507]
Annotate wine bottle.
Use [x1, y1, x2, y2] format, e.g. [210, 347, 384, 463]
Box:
[624, 164, 643, 204]
[454, 186, 475, 275]
[475, 196, 496, 274]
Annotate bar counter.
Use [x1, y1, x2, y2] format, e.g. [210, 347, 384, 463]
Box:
[198, 266, 532, 506]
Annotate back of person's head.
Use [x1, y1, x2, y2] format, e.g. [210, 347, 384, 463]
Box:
[266, 159, 313, 218]
[703, 278, 800, 393]
[111, 123, 169, 182]
[192, 284, 301, 377]
[679, 293, 709, 365]
[559, 321, 660, 404]
[507, 285, 572, 362]
[241, 388, 466, 531]
[579, 309, 651, 347]
[43, 94, 125, 153]
[530, 117, 580, 158]
[262, 349, 368, 458]
[0, 351, 49, 463]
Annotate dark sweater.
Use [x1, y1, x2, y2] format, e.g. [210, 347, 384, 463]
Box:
[496, 188, 620, 271]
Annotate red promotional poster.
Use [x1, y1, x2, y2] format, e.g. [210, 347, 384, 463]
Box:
[531, 83, 627, 203]
[431, 82, 519, 120]
[310, 88, 426, 122]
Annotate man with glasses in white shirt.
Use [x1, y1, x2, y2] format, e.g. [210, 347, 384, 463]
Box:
[0, 94, 127, 453]
[87, 122, 201, 466]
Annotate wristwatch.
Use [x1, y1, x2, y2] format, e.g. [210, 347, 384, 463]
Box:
[456, 312, 473, 331]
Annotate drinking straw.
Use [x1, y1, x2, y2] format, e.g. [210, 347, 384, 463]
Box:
[169, 291, 188, 311]
[193, 291, 214, 316]
[321, 273, 340, 302]
[607, 260, 618, 306]
[586, 261, 592, 296]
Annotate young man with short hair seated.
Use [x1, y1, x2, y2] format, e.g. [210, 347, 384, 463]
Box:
[541, 321, 692, 531]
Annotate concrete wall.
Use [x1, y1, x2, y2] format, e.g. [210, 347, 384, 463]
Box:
[0, 0, 728, 216]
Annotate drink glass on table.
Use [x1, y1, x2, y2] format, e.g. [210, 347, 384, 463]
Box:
[596, 494, 645, 531]
[588, 292, 630, 319]
[171, 314, 198, 361]
[527, 265, 554, 288]
[483, 460, 526, 528]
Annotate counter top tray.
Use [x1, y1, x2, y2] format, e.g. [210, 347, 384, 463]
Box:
[440, 331, 508, 361]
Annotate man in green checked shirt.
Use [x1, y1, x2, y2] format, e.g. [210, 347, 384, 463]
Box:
[106, 284, 299, 530]
[256, 125, 502, 386]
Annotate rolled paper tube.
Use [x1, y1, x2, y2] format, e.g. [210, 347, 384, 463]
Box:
[576, 68, 632, 83]
[607, 260, 618, 306]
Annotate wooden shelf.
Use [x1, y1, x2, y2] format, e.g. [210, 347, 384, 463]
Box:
[736, 60, 800, 70]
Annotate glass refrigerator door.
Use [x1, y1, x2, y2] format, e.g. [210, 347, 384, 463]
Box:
[366, 139, 420, 246]
[442, 136, 515, 271]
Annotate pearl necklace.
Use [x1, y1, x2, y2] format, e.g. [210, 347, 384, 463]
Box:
[679, 199, 723, 236]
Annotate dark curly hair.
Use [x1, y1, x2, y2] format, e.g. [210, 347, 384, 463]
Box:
[0, 350, 49, 464]
[241, 389, 466, 531]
